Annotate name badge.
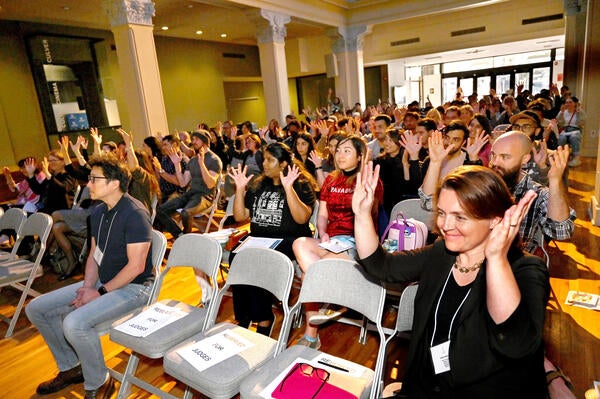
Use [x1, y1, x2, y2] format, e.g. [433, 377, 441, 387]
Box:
[93, 246, 104, 267]
[430, 340, 451, 374]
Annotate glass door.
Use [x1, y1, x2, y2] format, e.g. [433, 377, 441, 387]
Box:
[496, 74, 511, 96]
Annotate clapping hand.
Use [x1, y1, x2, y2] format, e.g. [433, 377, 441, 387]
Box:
[547, 145, 570, 182]
[531, 141, 548, 168]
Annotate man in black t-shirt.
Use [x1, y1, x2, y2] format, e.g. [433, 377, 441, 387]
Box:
[27, 155, 153, 399]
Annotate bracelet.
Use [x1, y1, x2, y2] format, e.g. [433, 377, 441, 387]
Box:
[98, 285, 108, 296]
[315, 166, 323, 170]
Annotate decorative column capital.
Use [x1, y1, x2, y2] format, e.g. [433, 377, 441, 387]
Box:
[327, 25, 372, 53]
[103, 0, 155, 27]
[247, 9, 291, 44]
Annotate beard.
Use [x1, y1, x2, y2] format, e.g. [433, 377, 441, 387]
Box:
[493, 165, 521, 191]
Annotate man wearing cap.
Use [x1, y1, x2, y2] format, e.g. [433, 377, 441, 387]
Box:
[155, 130, 222, 237]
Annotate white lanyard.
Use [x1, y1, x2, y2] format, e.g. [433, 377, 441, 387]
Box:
[97, 211, 118, 258]
[430, 266, 472, 347]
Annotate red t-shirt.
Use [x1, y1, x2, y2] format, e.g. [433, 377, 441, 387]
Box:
[320, 172, 383, 237]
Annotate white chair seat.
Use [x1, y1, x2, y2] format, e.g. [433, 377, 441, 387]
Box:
[164, 323, 277, 399]
[110, 299, 209, 359]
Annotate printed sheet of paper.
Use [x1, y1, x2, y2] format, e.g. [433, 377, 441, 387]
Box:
[565, 290, 600, 310]
[113, 302, 188, 337]
[177, 329, 255, 373]
[318, 238, 353, 254]
[233, 236, 282, 253]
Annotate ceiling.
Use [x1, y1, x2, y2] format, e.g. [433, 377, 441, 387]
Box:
[0, 0, 329, 45]
[0, 0, 564, 66]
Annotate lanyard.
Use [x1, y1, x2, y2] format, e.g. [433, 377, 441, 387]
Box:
[97, 210, 118, 257]
[430, 266, 472, 346]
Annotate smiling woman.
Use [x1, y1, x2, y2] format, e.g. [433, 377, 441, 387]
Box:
[353, 163, 549, 398]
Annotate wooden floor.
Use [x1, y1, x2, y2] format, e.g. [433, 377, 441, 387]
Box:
[0, 157, 598, 398]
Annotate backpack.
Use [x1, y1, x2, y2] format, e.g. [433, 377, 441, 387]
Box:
[381, 212, 428, 252]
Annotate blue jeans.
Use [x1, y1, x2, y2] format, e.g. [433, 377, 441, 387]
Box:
[26, 281, 151, 390]
[558, 129, 581, 155]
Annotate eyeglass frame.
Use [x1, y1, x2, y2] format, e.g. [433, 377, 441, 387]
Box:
[278, 362, 330, 399]
[88, 175, 110, 184]
[511, 123, 536, 132]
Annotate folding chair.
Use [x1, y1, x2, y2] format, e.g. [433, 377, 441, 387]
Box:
[192, 176, 223, 233]
[0, 208, 27, 260]
[389, 198, 434, 232]
[217, 193, 235, 231]
[94, 229, 167, 336]
[0, 212, 52, 337]
[240, 258, 388, 399]
[162, 247, 295, 399]
[109, 233, 222, 399]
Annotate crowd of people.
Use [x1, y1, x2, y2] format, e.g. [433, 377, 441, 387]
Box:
[0, 83, 582, 398]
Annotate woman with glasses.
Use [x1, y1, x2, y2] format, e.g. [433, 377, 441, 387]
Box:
[354, 163, 548, 398]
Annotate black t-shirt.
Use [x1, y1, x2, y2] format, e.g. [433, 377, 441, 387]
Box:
[89, 193, 153, 284]
[245, 178, 316, 238]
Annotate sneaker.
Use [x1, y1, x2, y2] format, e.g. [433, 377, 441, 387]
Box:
[296, 334, 321, 350]
[568, 157, 581, 167]
[308, 305, 347, 326]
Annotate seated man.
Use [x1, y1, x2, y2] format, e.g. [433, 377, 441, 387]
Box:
[155, 130, 222, 237]
[26, 154, 154, 399]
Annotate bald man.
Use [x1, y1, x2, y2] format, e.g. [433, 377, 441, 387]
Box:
[489, 132, 574, 254]
[420, 131, 575, 254]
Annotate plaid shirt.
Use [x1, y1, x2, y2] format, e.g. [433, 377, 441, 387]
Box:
[418, 172, 575, 254]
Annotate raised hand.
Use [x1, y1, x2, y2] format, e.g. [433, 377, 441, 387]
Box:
[90, 127, 102, 145]
[485, 190, 537, 260]
[258, 126, 267, 139]
[547, 145, 570, 182]
[428, 130, 452, 163]
[152, 156, 162, 171]
[531, 141, 548, 168]
[3, 166, 11, 178]
[280, 164, 300, 190]
[228, 164, 253, 191]
[465, 131, 489, 161]
[166, 146, 182, 166]
[352, 160, 380, 217]
[57, 135, 70, 154]
[71, 135, 88, 154]
[116, 128, 133, 147]
[24, 157, 37, 177]
[399, 131, 422, 160]
[308, 150, 323, 168]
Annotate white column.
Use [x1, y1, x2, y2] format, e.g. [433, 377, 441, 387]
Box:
[103, 0, 169, 141]
[250, 9, 291, 126]
[327, 25, 372, 110]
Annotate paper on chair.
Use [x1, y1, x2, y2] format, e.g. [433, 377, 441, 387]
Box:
[233, 236, 282, 253]
[176, 329, 255, 373]
[113, 302, 188, 337]
[565, 290, 600, 310]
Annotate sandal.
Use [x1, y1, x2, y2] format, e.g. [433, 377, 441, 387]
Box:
[546, 367, 575, 392]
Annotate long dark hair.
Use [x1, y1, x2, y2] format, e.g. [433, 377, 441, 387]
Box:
[251, 142, 318, 192]
[143, 136, 162, 158]
[331, 135, 366, 185]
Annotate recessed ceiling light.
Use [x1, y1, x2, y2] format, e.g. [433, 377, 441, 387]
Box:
[187, 4, 194, 8]
[196, 30, 203, 35]
[220, 33, 227, 38]
[161, 26, 169, 31]
[63, 6, 70, 11]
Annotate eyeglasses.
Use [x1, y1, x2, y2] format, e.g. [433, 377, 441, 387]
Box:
[48, 158, 61, 163]
[89, 175, 110, 184]
[279, 363, 330, 399]
[511, 123, 535, 131]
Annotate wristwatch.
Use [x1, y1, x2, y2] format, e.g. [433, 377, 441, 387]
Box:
[98, 285, 108, 296]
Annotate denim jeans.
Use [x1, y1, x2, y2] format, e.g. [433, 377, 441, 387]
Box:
[155, 190, 211, 236]
[558, 129, 581, 155]
[26, 281, 151, 390]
